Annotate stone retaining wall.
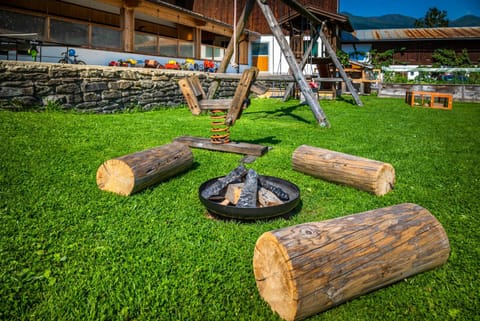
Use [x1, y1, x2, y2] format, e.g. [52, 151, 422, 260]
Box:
[0, 61, 239, 112]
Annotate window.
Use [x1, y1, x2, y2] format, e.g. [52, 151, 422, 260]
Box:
[159, 37, 177, 57]
[135, 33, 157, 54]
[201, 45, 224, 61]
[252, 41, 269, 71]
[179, 40, 194, 58]
[92, 26, 121, 49]
[252, 42, 269, 56]
[0, 10, 45, 38]
[50, 19, 88, 46]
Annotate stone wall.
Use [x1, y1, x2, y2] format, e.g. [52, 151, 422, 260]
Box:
[0, 61, 239, 112]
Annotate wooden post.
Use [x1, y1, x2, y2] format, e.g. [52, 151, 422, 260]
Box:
[256, 0, 330, 127]
[253, 203, 450, 321]
[120, 3, 136, 52]
[208, 0, 256, 99]
[292, 145, 395, 195]
[278, 0, 364, 106]
[96, 143, 193, 196]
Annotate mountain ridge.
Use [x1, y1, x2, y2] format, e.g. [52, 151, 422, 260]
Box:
[341, 12, 480, 30]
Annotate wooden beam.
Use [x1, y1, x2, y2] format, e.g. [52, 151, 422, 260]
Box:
[134, 1, 233, 37]
[120, 6, 135, 52]
[208, 0, 256, 99]
[174, 136, 269, 156]
[256, 0, 330, 127]
[279, 0, 364, 106]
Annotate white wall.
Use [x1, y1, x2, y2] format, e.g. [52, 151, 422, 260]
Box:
[256, 35, 324, 74]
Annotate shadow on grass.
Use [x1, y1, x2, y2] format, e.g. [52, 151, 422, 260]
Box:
[246, 103, 313, 124]
[239, 135, 282, 146]
[336, 94, 358, 105]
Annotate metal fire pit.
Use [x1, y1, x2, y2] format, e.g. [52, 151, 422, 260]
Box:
[199, 175, 300, 220]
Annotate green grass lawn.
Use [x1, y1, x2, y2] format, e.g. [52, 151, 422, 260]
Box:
[1, 96, 479, 321]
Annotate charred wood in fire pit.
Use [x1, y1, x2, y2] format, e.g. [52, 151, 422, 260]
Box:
[225, 183, 244, 205]
[258, 187, 284, 207]
[237, 169, 258, 208]
[202, 165, 248, 199]
[258, 176, 290, 201]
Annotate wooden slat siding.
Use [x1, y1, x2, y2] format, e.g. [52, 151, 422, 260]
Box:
[174, 136, 269, 156]
[192, 0, 339, 34]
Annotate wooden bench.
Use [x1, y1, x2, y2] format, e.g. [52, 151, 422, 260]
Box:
[178, 67, 259, 126]
[405, 91, 453, 110]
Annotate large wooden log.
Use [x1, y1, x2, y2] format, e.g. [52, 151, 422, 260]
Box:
[96, 142, 193, 196]
[292, 145, 395, 195]
[253, 203, 450, 321]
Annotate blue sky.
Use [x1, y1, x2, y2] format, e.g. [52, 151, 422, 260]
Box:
[339, 0, 480, 19]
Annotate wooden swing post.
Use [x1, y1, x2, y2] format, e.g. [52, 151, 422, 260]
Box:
[208, 0, 256, 99]
[256, 0, 330, 127]
[279, 0, 364, 106]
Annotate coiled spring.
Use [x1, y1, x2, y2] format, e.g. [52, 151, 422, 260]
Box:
[210, 109, 230, 144]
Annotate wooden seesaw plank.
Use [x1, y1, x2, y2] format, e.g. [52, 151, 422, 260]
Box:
[173, 136, 269, 157]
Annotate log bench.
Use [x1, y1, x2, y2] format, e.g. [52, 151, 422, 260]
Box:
[292, 145, 395, 196]
[96, 142, 193, 196]
[253, 203, 450, 321]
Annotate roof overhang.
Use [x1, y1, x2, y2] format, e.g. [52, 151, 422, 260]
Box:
[343, 27, 480, 42]
[278, 6, 353, 32]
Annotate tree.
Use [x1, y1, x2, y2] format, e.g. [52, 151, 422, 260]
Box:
[432, 48, 472, 67]
[414, 7, 449, 28]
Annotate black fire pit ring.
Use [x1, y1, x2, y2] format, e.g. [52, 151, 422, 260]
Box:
[199, 175, 301, 220]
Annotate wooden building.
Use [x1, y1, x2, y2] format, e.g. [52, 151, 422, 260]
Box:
[342, 27, 480, 66]
[0, 0, 351, 72]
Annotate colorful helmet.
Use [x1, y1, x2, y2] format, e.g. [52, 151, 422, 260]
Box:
[68, 49, 76, 56]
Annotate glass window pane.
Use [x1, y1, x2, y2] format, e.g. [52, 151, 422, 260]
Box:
[92, 26, 121, 49]
[50, 19, 88, 46]
[213, 47, 225, 60]
[135, 33, 157, 54]
[159, 37, 177, 57]
[178, 40, 193, 58]
[252, 42, 269, 56]
[0, 10, 45, 39]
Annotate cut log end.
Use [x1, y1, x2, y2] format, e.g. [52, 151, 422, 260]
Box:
[253, 232, 298, 321]
[96, 159, 135, 196]
[375, 163, 395, 196]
